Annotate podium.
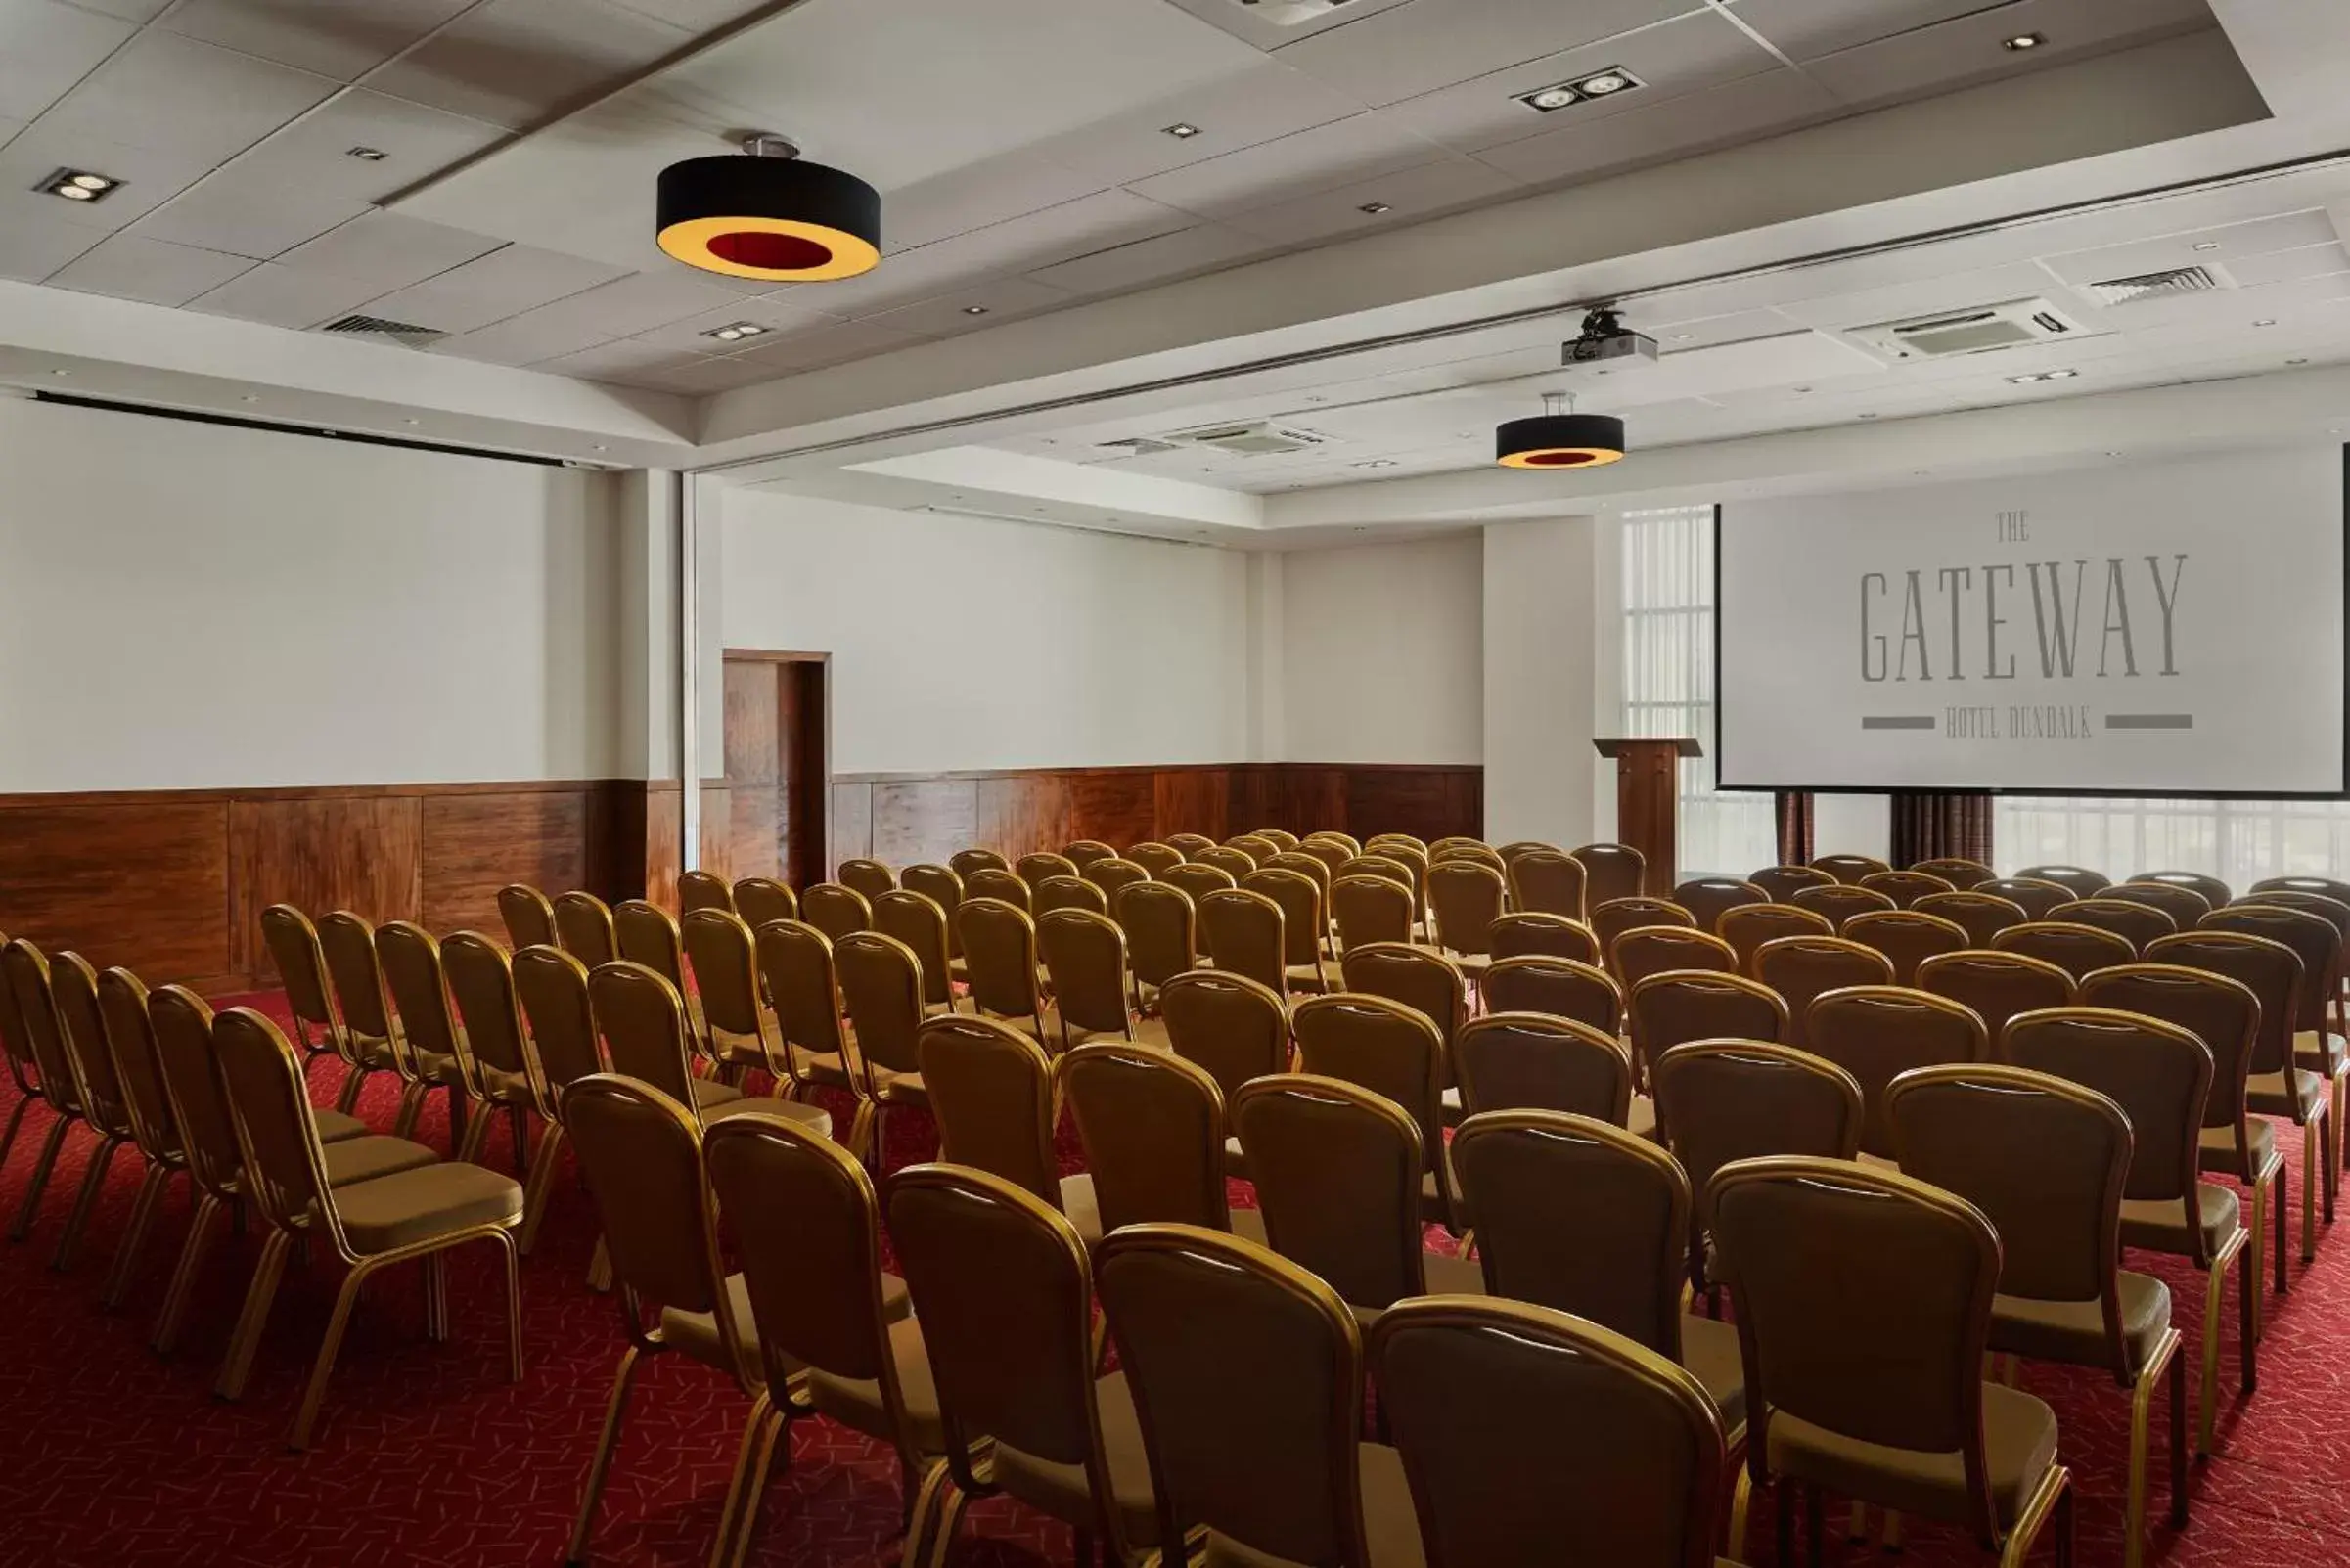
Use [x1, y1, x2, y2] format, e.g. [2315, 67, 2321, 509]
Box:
[1593, 737, 1703, 896]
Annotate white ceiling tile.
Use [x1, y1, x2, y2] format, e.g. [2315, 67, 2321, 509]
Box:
[536, 336, 715, 378]
[1270, 0, 1697, 108]
[1643, 307, 1811, 349]
[1023, 60, 1372, 190]
[366, 0, 693, 129]
[431, 268, 754, 363]
[275, 209, 506, 295]
[0, 205, 104, 280]
[223, 90, 513, 204]
[127, 173, 371, 259]
[1217, 154, 1519, 246]
[859, 276, 1074, 338]
[62, 0, 166, 18]
[1022, 222, 1259, 296]
[624, 293, 842, 354]
[1473, 65, 1835, 183]
[1797, 0, 2209, 107]
[625, 353, 789, 393]
[0, 0, 136, 123]
[1125, 113, 1453, 220]
[883, 151, 1110, 251]
[1158, 0, 1418, 52]
[0, 123, 220, 237]
[359, 241, 628, 332]
[46, 230, 255, 304]
[1725, 0, 1994, 62]
[1380, 10, 1783, 155]
[183, 258, 388, 327]
[39, 29, 339, 163]
[431, 308, 619, 365]
[158, 0, 476, 81]
[606, 0, 782, 28]
[2039, 210, 2338, 288]
[726, 318, 927, 374]
[2226, 244, 2350, 289]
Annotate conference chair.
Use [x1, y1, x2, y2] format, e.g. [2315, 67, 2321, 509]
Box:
[2250, 873, 2350, 908]
[1808, 852, 1891, 884]
[1914, 889, 2031, 947]
[276, 905, 393, 1113]
[1057, 1044, 1263, 1242]
[830, 929, 931, 1168]
[948, 846, 1008, 879]
[443, 935, 565, 1255]
[1592, 896, 1695, 971]
[2207, 901, 2350, 1190]
[0, 929, 50, 1168]
[1480, 955, 1623, 1034]
[1627, 971, 1787, 1099]
[1426, 860, 1505, 976]
[1246, 867, 1336, 992]
[2052, 897, 2176, 954]
[2005, 1007, 2250, 1455]
[1198, 845, 1262, 880]
[1673, 876, 1770, 933]
[1158, 971, 1290, 1177]
[1040, 908, 1168, 1051]
[882, 1166, 1156, 1565]
[680, 907, 778, 1082]
[732, 874, 799, 934]
[2105, 880, 2213, 930]
[1887, 1065, 2187, 1568]
[376, 921, 484, 1155]
[1790, 881, 1897, 930]
[1861, 869, 1957, 908]
[1199, 887, 1291, 998]
[1125, 841, 1185, 877]
[1338, 945, 1466, 1093]
[1096, 1225, 1424, 1568]
[1372, 1296, 1732, 1568]
[553, 891, 618, 968]
[88, 967, 184, 1308]
[1292, 994, 1461, 1230]
[508, 946, 618, 1282]
[1083, 856, 1152, 906]
[1163, 832, 1217, 858]
[1716, 902, 1833, 975]
[1751, 935, 1894, 1047]
[1843, 908, 1970, 984]
[1570, 842, 1648, 909]
[1916, 950, 2077, 1056]
[497, 883, 557, 950]
[897, 865, 965, 976]
[1113, 880, 1196, 1013]
[1978, 877, 2075, 920]
[800, 881, 872, 943]
[1452, 1012, 1634, 1126]
[918, 1013, 1099, 1242]
[699, 1114, 944, 1565]
[1430, 841, 1503, 874]
[1802, 985, 1988, 1159]
[212, 1008, 521, 1451]
[2138, 870, 2234, 909]
[956, 897, 1050, 1044]
[753, 919, 862, 1104]
[1495, 838, 1558, 868]
[1508, 848, 1589, 919]
[836, 858, 894, 902]
[1911, 857, 1998, 890]
[1018, 851, 1083, 887]
[1259, 828, 1302, 853]
[1707, 1156, 2075, 1567]
[1228, 1074, 1484, 1323]
[677, 869, 735, 916]
[1300, 838, 1360, 880]
[872, 888, 956, 1013]
[311, 910, 417, 1117]
[1749, 864, 1834, 902]
[1310, 830, 1365, 858]
[1263, 848, 1334, 903]
[1487, 910, 1601, 963]
[14, 946, 134, 1269]
[1333, 874, 1418, 954]
[589, 961, 832, 1136]
[1034, 874, 1109, 919]
[1160, 861, 1237, 911]
[964, 865, 1034, 914]
[2019, 864, 2112, 900]
[615, 901, 700, 1053]
[1994, 920, 2137, 984]
[1062, 838, 1118, 868]
[1613, 928, 1739, 997]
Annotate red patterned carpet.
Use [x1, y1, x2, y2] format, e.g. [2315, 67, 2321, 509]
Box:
[0, 990, 2343, 1567]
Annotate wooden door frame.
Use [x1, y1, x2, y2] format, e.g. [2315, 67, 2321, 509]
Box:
[721, 649, 831, 888]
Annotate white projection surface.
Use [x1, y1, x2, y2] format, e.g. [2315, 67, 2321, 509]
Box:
[1718, 447, 2347, 794]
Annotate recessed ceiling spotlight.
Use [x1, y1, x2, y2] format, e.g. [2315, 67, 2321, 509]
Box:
[2192, 241, 2220, 252]
[2288, 357, 2310, 366]
[1516, 68, 1642, 113]
[701, 320, 771, 342]
[1162, 122, 1202, 139]
[1577, 70, 1633, 95]
[240, 394, 258, 402]
[2008, 369, 2079, 383]
[1857, 412, 1877, 420]
[1358, 202, 1391, 215]
[403, 417, 419, 425]
[962, 304, 990, 315]
[657, 132, 879, 283]
[49, 368, 68, 377]
[1353, 459, 1397, 469]
[2253, 318, 2278, 327]
[592, 444, 608, 453]
[345, 146, 387, 161]
[38, 167, 119, 202]
[2003, 32, 2045, 50]
[1671, 333, 1694, 340]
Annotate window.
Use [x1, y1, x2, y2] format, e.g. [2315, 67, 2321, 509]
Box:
[1619, 505, 1777, 877]
[1995, 795, 2350, 886]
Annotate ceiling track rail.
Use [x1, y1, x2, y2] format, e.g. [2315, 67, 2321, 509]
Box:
[693, 143, 2350, 476]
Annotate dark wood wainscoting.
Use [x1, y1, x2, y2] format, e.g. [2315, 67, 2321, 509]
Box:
[828, 763, 1482, 871]
[0, 779, 649, 992]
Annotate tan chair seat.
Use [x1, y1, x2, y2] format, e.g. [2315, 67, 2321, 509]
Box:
[990, 1370, 1160, 1547]
[788, 1042, 855, 1091]
[412, 1047, 467, 1089]
[704, 1095, 834, 1140]
[333, 1161, 523, 1253]
[949, 956, 970, 984]
[2120, 1181, 2241, 1256]
[1680, 1313, 1747, 1434]
[1065, 1014, 1174, 1053]
[869, 1062, 929, 1108]
[314, 1107, 370, 1144]
[322, 1133, 443, 1187]
[478, 1063, 536, 1105]
[1230, 1206, 1269, 1246]
[1628, 1096, 1658, 1142]
[2198, 1116, 2280, 1181]
[1767, 1380, 2059, 1526]
[1285, 962, 1334, 994]
[1198, 1441, 1426, 1568]
[709, 1033, 766, 1074]
[1991, 1270, 2172, 1370]
[2294, 1028, 2347, 1079]
[1450, 953, 1492, 982]
[1061, 1173, 1102, 1246]
[2246, 1066, 2327, 1124]
[805, 1312, 945, 1453]
[664, 1270, 913, 1378]
[351, 1034, 401, 1072]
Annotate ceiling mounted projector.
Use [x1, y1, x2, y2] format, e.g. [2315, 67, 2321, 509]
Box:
[1497, 390, 1625, 470]
[656, 133, 881, 283]
[1560, 304, 1656, 368]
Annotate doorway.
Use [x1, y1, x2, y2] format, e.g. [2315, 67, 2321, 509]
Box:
[720, 650, 829, 888]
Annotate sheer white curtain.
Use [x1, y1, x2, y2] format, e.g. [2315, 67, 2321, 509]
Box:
[1619, 505, 1777, 877]
[1995, 795, 2350, 887]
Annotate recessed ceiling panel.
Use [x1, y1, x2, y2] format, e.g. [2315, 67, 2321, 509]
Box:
[0, 0, 137, 123]
[1799, 0, 2213, 107]
[158, 0, 476, 82]
[0, 208, 105, 282]
[0, 123, 222, 238]
[227, 91, 514, 205]
[364, 0, 693, 130]
[1725, 0, 2012, 63]
[1269, 0, 1692, 108]
[48, 230, 255, 305]
[275, 211, 508, 298]
[359, 243, 627, 334]
[1474, 66, 1836, 183]
[1217, 153, 1518, 246]
[1022, 222, 1259, 295]
[127, 175, 371, 260]
[1124, 112, 1451, 220]
[185, 259, 393, 329]
[37, 29, 338, 163]
[1021, 59, 1371, 190]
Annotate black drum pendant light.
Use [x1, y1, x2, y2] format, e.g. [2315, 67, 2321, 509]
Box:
[1496, 391, 1626, 469]
[656, 133, 881, 283]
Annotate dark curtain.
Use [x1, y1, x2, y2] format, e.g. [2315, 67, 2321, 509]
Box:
[1774, 790, 1815, 867]
[1890, 791, 1994, 868]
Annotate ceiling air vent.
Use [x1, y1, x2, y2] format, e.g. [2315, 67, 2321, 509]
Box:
[1096, 436, 1183, 457]
[1848, 297, 2088, 361]
[1167, 420, 1331, 456]
[2081, 265, 2229, 307]
[317, 314, 450, 349]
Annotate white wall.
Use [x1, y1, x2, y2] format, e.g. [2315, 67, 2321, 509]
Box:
[1280, 534, 1485, 765]
[1482, 517, 1601, 846]
[0, 397, 626, 791]
[720, 492, 1252, 774]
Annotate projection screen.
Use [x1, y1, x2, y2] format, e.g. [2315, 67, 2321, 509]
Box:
[1716, 446, 2348, 795]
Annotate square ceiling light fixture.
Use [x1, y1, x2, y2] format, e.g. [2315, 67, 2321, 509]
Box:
[1515, 68, 1643, 113]
[38, 168, 120, 203]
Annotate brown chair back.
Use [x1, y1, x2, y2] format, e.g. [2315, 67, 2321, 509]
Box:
[1859, 869, 1956, 908]
[949, 848, 1009, 878]
[1480, 956, 1623, 1034]
[1487, 912, 1600, 964]
[1126, 842, 1185, 877]
[1083, 858, 1152, 904]
[1336, 944, 1465, 1057]
[1592, 898, 1695, 970]
[1843, 908, 1970, 984]
[733, 875, 800, 934]
[898, 866, 963, 957]
[497, 884, 557, 950]
[1570, 843, 1647, 910]
[2105, 880, 2213, 929]
[1164, 832, 1217, 857]
[1671, 877, 1769, 934]
[1160, 863, 1236, 908]
[1454, 1012, 1632, 1123]
[677, 869, 735, 916]
[1749, 864, 1833, 902]
[95, 966, 178, 1157]
[2019, 864, 2112, 899]
[1199, 888, 1288, 997]
[442, 932, 540, 1103]
[1059, 1045, 1231, 1232]
[376, 919, 468, 1087]
[2137, 871, 2233, 910]
[1114, 880, 1196, 995]
[681, 906, 765, 1053]
[2145, 928, 2300, 1083]
[1039, 909, 1134, 1041]
[258, 903, 341, 1060]
[918, 1014, 1060, 1205]
[2250, 873, 2350, 907]
[47, 950, 131, 1136]
[2050, 898, 2175, 954]
[964, 866, 1034, 914]
[755, 919, 853, 1080]
[210, 1008, 337, 1234]
[1509, 850, 1589, 919]
[1809, 853, 1890, 884]
[838, 859, 895, 902]
[148, 985, 241, 1195]
[1159, 970, 1289, 1104]
[1911, 890, 2030, 947]
[316, 909, 395, 1044]
[1332, 874, 1416, 953]
[1628, 971, 1787, 1086]
[1062, 839, 1118, 868]
[1911, 858, 1997, 890]
[1977, 877, 2074, 920]
[1804, 986, 1988, 1156]
[1717, 903, 1833, 976]
[1428, 860, 1505, 958]
[1244, 868, 1329, 977]
[1228, 833, 1283, 865]
[872, 889, 954, 1008]
[1612, 926, 1736, 992]
[1195, 845, 1258, 881]
[1291, 994, 1449, 1214]
[1752, 935, 1894, 1046]
[1035, 874, 1108, 918]
[1791, 882, 1896, 930]
[553, 891, 618, 968]
[1230, 1074, 1426, 1311]
[2081, 962, 2261, 1145]
[958, 897, 1046, 1037]
[1915, 950, 2076, 1056]
[1016, 849, 1082, 884]
[1651, 1042, 1864, 1207]
[801, 882, 872, 943]
[2203, 902, 2341, 1034]
[835, 930, 926, 1079]
[1258, 829, 1301, 853]
[511, 944, 606, 1098]
[615, 898, 690, 997]
[588, 960, 705, 1107]
[1992, 920, 2136, 983]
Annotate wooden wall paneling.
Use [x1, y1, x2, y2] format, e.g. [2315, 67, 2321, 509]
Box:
[420, 788, 589, 937]
[1152, 766, 1228, 843]
[1445, 768, 1484, 841]
[830, 782, 874, 875]
[871, 778, 978, 869]
[698, 783, 734, 883]
[722, 657, 782, 883]
[726, 785, 782, 882]
[643, 784, 682, 913]
[0, 800, 232, 983]
[1065, 770, 1156, 853]
[228, 796, 423, 982]
[977, 773, 1074, 862]
[1224, 766, 1277, 840]
[1277, 767, 1348, 838]
[585, 781, 650, 907]
[1345, 767, 1464, 845]
[783, 660, 829, 889]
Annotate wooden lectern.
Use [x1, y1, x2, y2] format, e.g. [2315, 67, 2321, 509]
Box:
[1592, 737, 1703, 895]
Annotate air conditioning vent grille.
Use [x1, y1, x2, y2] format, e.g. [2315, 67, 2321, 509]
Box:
[318, 314, 450, 348]
[1847, 296, 2091, 361]
[2082, 266, 2226, 307]
[1165, 420, 1331, 456]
